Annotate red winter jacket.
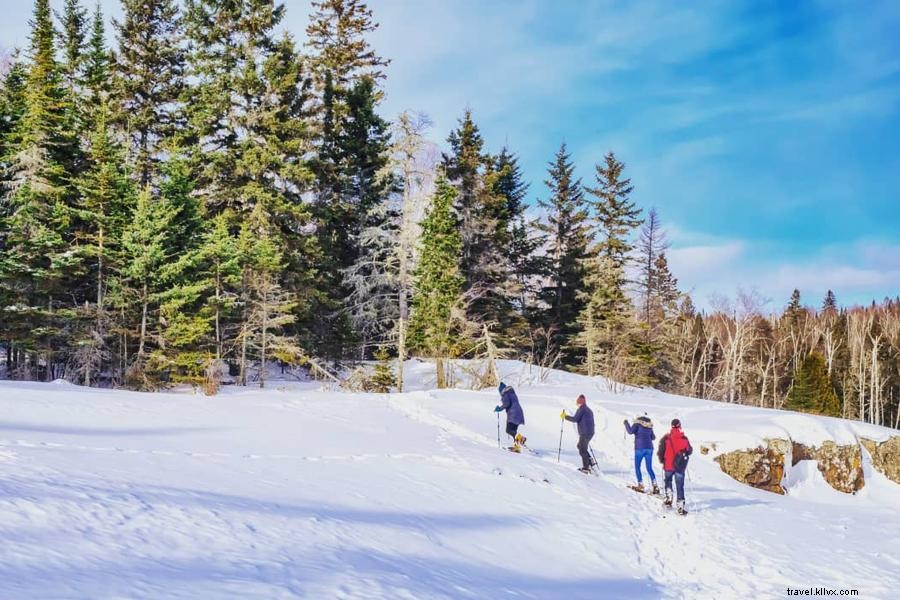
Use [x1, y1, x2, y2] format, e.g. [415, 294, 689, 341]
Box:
[663, 427, 692, 472]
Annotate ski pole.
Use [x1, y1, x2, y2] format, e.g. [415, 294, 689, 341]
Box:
[556, 418, 564, 463]
[497, 412, 501, 448]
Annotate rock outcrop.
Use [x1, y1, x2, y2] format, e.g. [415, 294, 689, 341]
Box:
[860, 437, 900, 486]
[715, 439, 790, 494]
[716, 435, 900, 495]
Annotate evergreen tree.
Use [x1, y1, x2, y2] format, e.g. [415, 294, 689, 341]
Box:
[185, 0, 319, 364]
[785, 352, 840, 417]
[114, 0, 185, 186]
[579, 151, 645, 382]
[536, 143, 592, 362]
[822, 290, 837, 316]
[195, 211, 241, 361]
[493, 147, 542, 318]
[236, 204, 302, 388]
[441, 110, 519, 337]
[71, 99, 131, 384]
[115, 185, 178, 387]
[59, 0, 87, 96]
[305, 0, 388, 89]
[0, 0, 80, 380]
[83, 4, 111, 105]
[409, 177, 463, 388]
[587, 151, 642, 270]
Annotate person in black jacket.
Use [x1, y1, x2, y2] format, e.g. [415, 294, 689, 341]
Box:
[561, 394, 595, 473]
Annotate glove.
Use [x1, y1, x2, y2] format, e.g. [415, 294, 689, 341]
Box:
[560, 410, 567, 420]
[623, 419, 628, 426]
[494, 406, 503, 413]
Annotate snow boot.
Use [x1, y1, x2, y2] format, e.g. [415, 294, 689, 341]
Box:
[514, 433, 526, 447]
[633, 482, 645, 493]
[676, 500, 687, 515]
[578, 466, 592, 474]
[507, 443, 521, 453]
[651, 482, 660, 495]
[663, 490, 673, 507]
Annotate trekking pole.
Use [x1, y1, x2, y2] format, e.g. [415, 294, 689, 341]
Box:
[496, 412, 501, 448]
[556, 419, 564, 463]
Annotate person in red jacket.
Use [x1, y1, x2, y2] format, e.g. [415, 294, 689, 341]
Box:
[657, 418, 692, 515]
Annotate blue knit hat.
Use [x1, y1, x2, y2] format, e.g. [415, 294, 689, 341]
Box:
[498, 382, 506, 394]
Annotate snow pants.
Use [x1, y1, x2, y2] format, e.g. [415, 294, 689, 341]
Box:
[634, 448, 656, 483]
[577, 434, 593, 469]
[506, 422, 519, 438]
[664, 470, 685, 501]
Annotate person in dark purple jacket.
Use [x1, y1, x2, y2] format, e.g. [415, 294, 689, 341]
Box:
[561, 395, 595, 473]
[624, 415, 658, 493]
[495, 382, 525, 452]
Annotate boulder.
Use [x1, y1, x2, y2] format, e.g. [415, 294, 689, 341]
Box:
[860, 437, 900, 486]
[715, 438, 789, 494]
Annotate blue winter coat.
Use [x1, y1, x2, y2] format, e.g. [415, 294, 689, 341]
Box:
[500, 387, 525, 425]
[624, 420, 655, 450]
[566, 404, 595, 438]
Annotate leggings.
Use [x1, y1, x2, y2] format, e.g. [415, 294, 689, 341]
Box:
[634, 448, 656, 483]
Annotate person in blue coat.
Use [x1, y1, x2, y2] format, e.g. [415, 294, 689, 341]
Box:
[561, 394, 595, 473]
[494, 382, 525, 452]
[624, 415, 658, 493]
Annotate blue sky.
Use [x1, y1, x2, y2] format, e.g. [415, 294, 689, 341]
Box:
[3, 0, 900, 311]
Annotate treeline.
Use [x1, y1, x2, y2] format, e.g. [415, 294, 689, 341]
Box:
[0, 1, 897, 429]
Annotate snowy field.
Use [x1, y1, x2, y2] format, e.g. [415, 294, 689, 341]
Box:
[1, 360, 899, 599]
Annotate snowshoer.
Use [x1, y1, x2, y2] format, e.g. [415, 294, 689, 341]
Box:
[658, 418, 693, 515]
[624, 415, 658, 494]
[561, 394, 595, 473]
[495, 382, 525, 452]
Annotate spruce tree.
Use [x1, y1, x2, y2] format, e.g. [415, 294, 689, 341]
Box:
[588, 151, 642, 270]
[409, 177, 463, 388]
[71, 99, 131, 384]
[441, 110, 519, 338]
[185, 0, 319, 365]
[83, 4, 111, 106]
[114, 0, 185, 186]
[536, 143, 592, 362]
[0, 0, 80, 380]
[822, 290, 837, 316]
[785, 352, 840, 417]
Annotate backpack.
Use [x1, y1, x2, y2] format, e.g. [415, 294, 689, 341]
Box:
[656, 434, 668, 464]
[673, 440, 693, 471]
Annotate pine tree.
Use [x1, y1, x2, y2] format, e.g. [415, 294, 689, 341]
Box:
[114, 0, 185, 186]
[536, 143, 592, 362]
[409, 177, 463, 388]
[785, 352, 840, 417]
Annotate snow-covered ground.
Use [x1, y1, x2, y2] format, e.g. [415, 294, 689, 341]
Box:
[1, 360, 898, 599]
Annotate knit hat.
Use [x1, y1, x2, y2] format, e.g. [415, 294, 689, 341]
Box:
[498, 382, 507, 394]
[576, 394, 586, 405]
[671, 418, 681, 429]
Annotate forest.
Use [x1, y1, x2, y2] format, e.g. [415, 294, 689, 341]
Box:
[1, 0, 898, 430]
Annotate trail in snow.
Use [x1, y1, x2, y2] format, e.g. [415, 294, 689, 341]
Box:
[1, 361, 898, 599]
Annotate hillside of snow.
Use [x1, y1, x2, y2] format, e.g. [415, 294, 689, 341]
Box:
[1, 360, 898, 599]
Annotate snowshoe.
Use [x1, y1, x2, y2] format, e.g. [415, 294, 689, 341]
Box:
[676, 501, 688, 516]
[651, 483, 660, 496]
[628, 483, 645, 493]
[578, 467, 592, 474]
[663, 492, 673, 507]
[507, 445, 521, 453]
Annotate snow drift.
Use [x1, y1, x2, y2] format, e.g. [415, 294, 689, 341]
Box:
[1, 360, 898, 599]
